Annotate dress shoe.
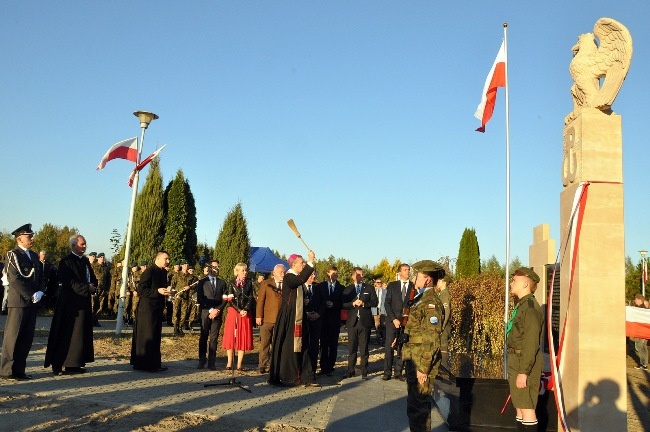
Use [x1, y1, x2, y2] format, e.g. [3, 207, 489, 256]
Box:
[8, 374, 32, 380]
[361, 374, 368, 380]
[325, 370, 334, 377]
[155, 366, 168, 372]
[53, 368, 63, 376]
[208, 364, 217, 371]
[197, 359, 207, 369]
[342, 372, 355, 379]
[65, 367, 87, 374]
[303, 382, 320, 387]
[395, 375, 406, 382]
[382, 375, 391, 381]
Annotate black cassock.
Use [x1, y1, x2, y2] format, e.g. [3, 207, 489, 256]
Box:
[44, 253, 97, 371]
[130, 264, 167, 371]
[268, 264, 314, 386]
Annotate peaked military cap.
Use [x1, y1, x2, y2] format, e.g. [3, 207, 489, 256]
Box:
[12, 223, 34, 237]
[88, 252, 97, 257]
[411, 260, 445, 278]
[512, 267, 540, 284]
[97, 252, 105, 258]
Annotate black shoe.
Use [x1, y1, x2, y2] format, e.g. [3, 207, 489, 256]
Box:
[183, 323, 191, 331]
[208, 364, 217, 371]
[10, 374, 32, 380]
[53, 368, 63, 376]
[65, 367, 87, 374]
[342, 372, 355, 379]
[154, 366, 168, 372]
[395, 375, 406, 382]
[303, 382, 321, 387]
[361, 374, 368, 380]
[316, 370, 327, 375]
[325, 370, 334, 377]
[259, 367, 267, 374]
[382, 375, 391, 381]
[197, 359, 206, 369]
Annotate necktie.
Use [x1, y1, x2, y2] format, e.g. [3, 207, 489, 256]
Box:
[307, 285, 312, 298]
[25, 250, 31, 261]
[329, 283, 333, 296]
[402, 282, 407, 301]
[209, 276, 216, 295]
[356, 284, 361, 296]
[278, 281, 282, 291]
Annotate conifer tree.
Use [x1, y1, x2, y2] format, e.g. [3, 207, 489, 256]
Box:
[131, 159, 165, 264]
[456, 228, 481, 278]
[162, 170, 197, 263]
[214, 203, 251, 279]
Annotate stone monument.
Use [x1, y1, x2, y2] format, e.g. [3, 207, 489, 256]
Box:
[559, 17, 632, 432]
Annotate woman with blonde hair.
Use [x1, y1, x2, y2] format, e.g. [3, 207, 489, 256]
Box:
[222, 263, 254, 371]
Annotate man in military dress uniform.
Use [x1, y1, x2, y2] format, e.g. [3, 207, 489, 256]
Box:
[0, 224, 44, 380]
[506, 267, 544, 432]
[401, 260, 446, 432]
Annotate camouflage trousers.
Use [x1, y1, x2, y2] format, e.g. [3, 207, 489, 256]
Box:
[172, 295, 190, 326]
[405, 360, 437, 432]
[131, 294, 140, 320]
[92, 290, 108, 315]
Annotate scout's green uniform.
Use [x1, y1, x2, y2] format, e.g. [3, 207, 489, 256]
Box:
[506, 293, 543, 409]
[402, 287, 445, 432]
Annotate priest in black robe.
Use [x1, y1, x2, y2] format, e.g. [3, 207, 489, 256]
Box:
[44, 235, 97, 375]
[269, 250, 318, 387]
[130, 251, 172, 372]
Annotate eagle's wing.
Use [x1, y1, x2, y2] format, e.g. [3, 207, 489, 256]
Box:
[591, 17, 633, 109]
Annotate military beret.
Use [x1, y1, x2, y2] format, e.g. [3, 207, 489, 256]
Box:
[88, 252, 97, 257]
[130, 262, 139, 268]
[179, 259, 188, 265]
[173, 260, 180, 266]
[411, 260, 445, 277]
[97, 252, 105, 258]
[140, 260, 148, 265]
[12, 223, 34, 237]
[512, 267, 540, 284]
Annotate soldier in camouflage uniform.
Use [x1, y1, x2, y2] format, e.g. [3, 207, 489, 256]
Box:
[94, 253, 111, 318]
[88, 252, 101, 326]
[401, 260, 446, 432]
[435, 274, 452, 368]
[172, 260, 192, 335]
[185, 267, 199, 330]
[108, 259, 122, 317]
[506, 267, 543, 432]
[165, 261, 180, 325]
[129, 263, 141, 322]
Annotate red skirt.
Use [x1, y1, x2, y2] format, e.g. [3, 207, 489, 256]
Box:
[222, 307, 254, 351]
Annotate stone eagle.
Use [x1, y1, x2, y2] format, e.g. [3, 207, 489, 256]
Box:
[565, 17, 633, 124]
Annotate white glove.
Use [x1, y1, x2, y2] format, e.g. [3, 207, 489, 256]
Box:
[32, 291, 44, 303]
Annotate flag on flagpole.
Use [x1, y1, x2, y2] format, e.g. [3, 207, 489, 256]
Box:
[474, 41, 507, 132]
[96, 137, 138, 170]
[128, 145, 167, 187]
[626, 306, 650, 339]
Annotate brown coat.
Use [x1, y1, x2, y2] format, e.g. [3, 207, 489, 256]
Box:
[256, 279, 283, 324]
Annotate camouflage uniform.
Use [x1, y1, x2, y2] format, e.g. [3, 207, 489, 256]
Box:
[437, 285, 451, 367]
[172, 269, 193, 333]
[401, 260, 445, 432]
[130, 266, 141, 321]
[94, 260, 111, 316]
[185, 271, 199, 327]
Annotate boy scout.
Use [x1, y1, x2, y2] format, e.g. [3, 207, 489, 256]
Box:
[507, 267, 543, 431]
[401, 259, 445, 432]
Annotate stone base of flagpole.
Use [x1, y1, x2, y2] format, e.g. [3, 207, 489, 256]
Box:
[559, 110, 627, 431]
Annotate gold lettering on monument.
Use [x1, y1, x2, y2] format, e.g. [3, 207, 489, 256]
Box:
[562, 126, 577, 187]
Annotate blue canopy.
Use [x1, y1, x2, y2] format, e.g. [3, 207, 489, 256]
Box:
[249, 247, 289, 274]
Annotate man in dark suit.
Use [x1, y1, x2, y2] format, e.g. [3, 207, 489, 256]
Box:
[342, 267, 378, 380]
[383, 263, 414, 380]
[317, 265, 345, 376]
[0, 223, 44, 380]
[255, 264, 285, 374]
[196, 259, 227, 370]
[304, 269, 325, 381]
[44, 234, 98, 375]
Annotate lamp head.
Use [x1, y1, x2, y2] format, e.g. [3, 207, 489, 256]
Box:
[133, 110, 159, 129]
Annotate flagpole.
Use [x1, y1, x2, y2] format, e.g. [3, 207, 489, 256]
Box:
[502, 22, 511, 379]
[115, 111, 158, 335]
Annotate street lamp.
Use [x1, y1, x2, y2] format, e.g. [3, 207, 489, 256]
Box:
[640, 250, 647, 298]
[115, 110, 158, 335]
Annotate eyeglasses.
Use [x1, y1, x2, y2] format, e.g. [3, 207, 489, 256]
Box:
[374, 281, 382, 284]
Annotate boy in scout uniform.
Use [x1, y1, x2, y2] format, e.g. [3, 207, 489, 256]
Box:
[401, 260, 445, 432]
[507, 267, 544, 431]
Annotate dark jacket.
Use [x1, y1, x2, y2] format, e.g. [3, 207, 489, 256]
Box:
[196, 275, 227, 315]
[385, 279, 415, 323]
[343, 282, 378, 328]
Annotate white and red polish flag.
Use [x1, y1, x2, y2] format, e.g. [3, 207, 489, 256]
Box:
[128, 145, 167, 187]
[96, 137, 138, 170]
[626, 306, 650, 339]
[474, 41, 506, 133]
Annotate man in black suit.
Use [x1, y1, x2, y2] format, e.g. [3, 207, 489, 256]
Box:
[342, 267, 378, 380]
[0, 223, 44, 380]
[317, 265, 345, 376]
[304, 269, 325, 381]
[383, 263, 414, 380]
[196, 259, 227, 370]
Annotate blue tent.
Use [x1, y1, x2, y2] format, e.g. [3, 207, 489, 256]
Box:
[249, 247, 289, 274]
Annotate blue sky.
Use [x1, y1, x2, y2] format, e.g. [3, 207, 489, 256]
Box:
[1, 2, 648, 269]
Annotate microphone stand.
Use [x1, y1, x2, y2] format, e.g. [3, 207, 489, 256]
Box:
[204, 301, 251, 393]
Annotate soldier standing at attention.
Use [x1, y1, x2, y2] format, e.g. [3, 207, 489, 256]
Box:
[94, 253, 111, 318]
[172, 259, 191, 335]
[88, 252, 101, 326]
[111, 260, 124, 319]
[507, 267, 543, 432]
[401, 260, 445, 432]
[435, 273, 452, 368]
[185, 266, 199, 330]
[129, 263, 141, 323]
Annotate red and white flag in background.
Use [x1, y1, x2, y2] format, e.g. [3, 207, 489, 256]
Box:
[626, 306, 650, 339]
[474, 41, 506, 132]
[96, 137, 138, 170]
[128, 145, 167, 187]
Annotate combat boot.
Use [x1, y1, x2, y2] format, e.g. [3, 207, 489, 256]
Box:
[174, 325, 183, 336]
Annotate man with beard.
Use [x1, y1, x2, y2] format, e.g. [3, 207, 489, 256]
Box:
[269, 250, 318, 387]
[196, 259, 226, 370]
[0, 224, 44, 380]
[130, 251, 173, 372]
[44, 235, 97, 376]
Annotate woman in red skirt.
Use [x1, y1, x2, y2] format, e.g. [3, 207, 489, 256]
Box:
[222, 262, 254, 371]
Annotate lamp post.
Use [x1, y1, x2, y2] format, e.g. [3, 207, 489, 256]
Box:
[115, 111, 158, 335]
[640, 250, 647, 299]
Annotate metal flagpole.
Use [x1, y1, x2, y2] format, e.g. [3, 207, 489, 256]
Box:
[502, 23, 511, 379]
[115, 111, 158, 335]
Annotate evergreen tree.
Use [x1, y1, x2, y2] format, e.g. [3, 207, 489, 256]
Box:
[162, 170, 197, 264]
[214, 203, 251, 279]
[456, 228, 480, 278]
[131, 158, 165, 264]
[481, 255, 504, 277]
[32, 224, 79, 262]
[372, 258, 395, 285]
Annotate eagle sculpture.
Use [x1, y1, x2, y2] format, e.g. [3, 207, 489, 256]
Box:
[565, 18, 633, 124]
